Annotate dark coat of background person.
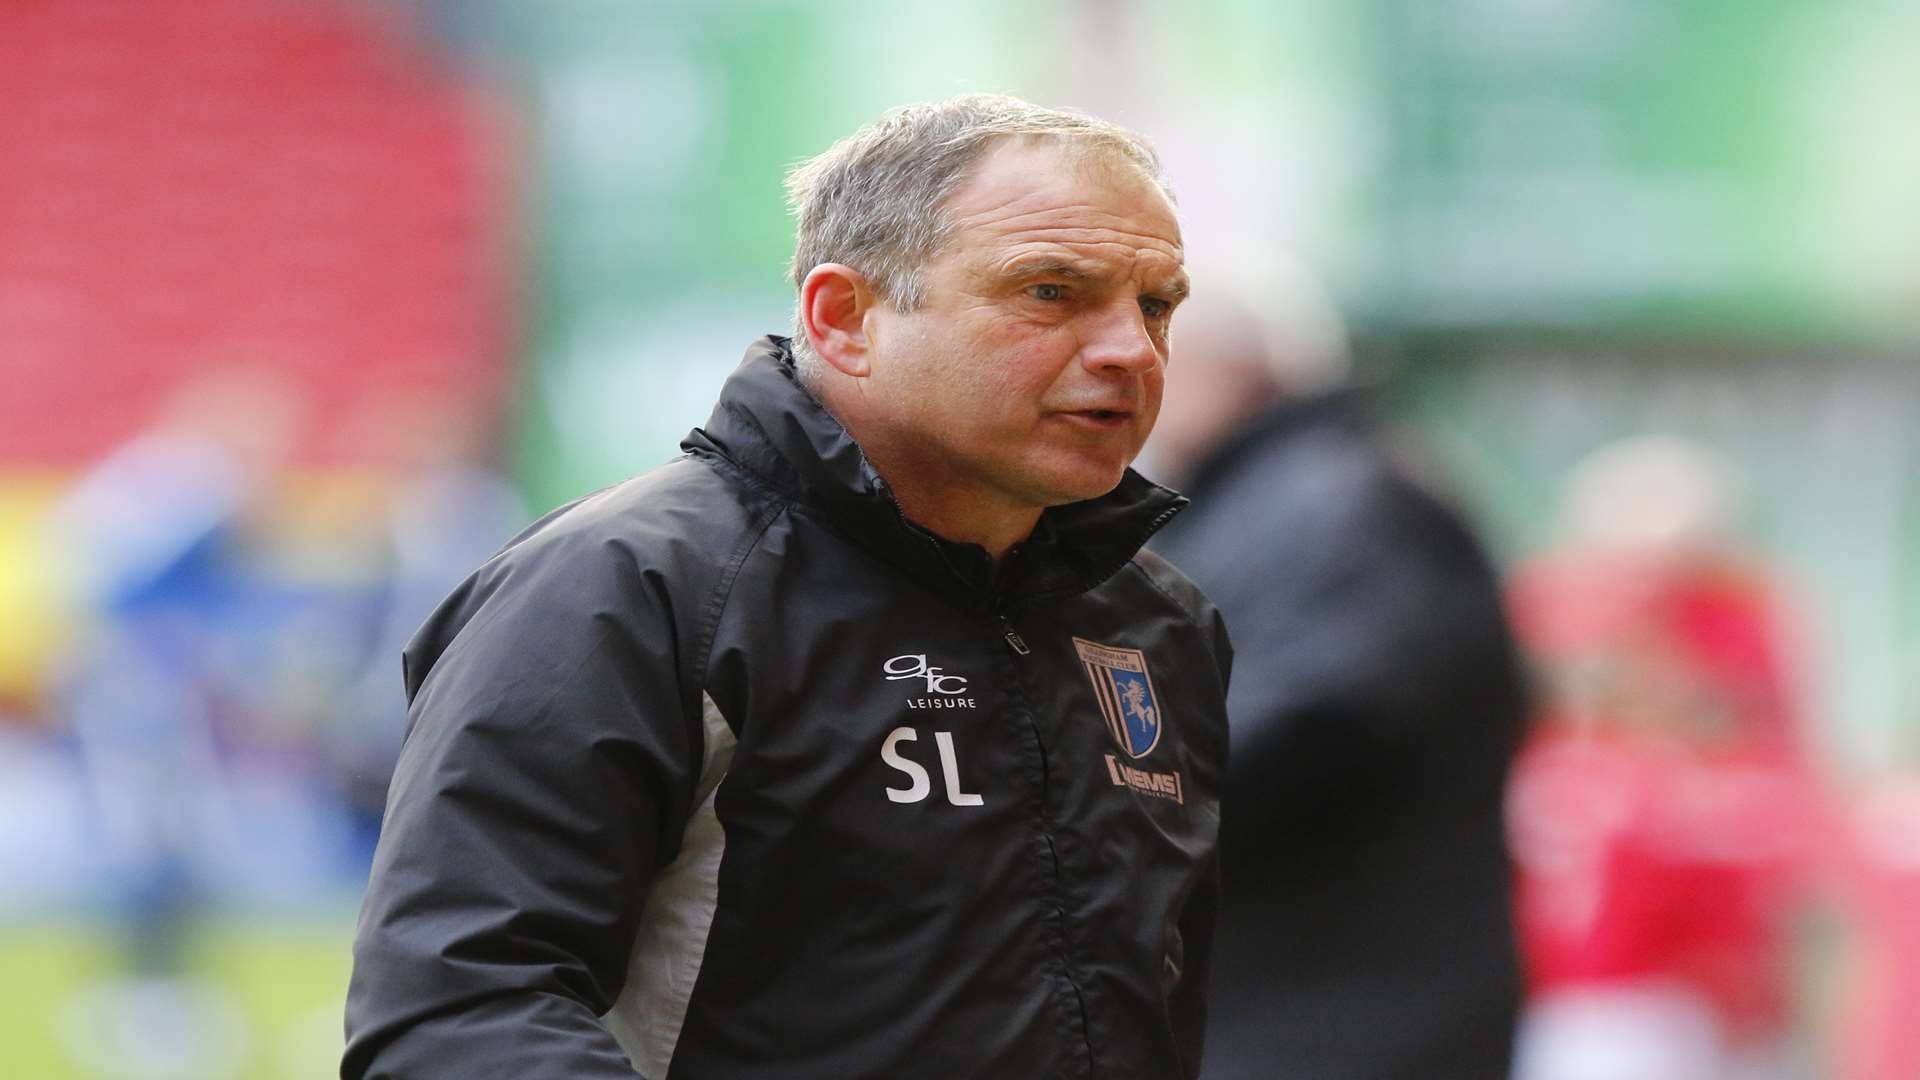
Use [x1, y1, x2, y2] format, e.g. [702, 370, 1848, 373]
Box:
[1150, 388, 1527, 1080]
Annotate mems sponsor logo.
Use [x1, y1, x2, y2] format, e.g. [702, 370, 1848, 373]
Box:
[1104, 754, 1184, 805]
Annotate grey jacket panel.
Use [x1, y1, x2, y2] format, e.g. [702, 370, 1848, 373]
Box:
[344, 462, 777, 1080]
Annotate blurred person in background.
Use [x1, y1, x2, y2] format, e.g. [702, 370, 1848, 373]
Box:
[1837, 753, 1920, 1080]
[1505, 435, 1821, 1080]
[1145, 262, 1527, 1080]
[312, 389, 527, 864]
[1838, 775, 1920, 1080]
[345, 95, 1230, 1080]
[46, 366, 310, 1079]
[37, 370, 521, 1078]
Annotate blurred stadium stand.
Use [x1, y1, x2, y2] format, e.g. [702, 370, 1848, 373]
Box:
[0, 0, 511, 469]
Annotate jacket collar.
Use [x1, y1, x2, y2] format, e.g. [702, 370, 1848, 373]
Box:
[682, 336, 1187, 613]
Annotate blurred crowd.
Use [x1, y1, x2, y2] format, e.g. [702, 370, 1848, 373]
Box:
[0, 368, 526, 1076]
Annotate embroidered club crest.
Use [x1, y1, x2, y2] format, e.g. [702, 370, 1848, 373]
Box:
[1073, 638, 1163, 759]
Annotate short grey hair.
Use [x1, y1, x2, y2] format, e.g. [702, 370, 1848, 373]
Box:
[784, 93, 1170, 379]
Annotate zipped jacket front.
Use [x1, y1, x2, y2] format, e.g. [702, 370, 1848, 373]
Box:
[343, 337, 1233, 1079]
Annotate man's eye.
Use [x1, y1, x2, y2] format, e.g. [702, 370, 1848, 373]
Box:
[1029, 283, 1067, 301]
[1140, 297, 1171, 319]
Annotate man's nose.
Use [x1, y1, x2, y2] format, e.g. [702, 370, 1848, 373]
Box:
[1081, 301, 1162, 374]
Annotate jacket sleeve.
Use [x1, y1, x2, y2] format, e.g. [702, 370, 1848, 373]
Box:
[342, 535, 705, 1080]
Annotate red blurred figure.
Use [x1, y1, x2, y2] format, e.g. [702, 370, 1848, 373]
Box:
[1506, 437, 1822, 1080]
[1837, 780, 1920, 1080]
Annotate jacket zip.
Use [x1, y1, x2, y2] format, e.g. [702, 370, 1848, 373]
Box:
[999, 615, 1031, 656]
[995, 606, 1097, 1077]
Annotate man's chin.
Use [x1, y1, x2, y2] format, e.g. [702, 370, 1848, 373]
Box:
[1030, 463, 1133, 508]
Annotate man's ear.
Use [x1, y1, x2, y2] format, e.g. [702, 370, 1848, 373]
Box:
[800, 263, 880, 378]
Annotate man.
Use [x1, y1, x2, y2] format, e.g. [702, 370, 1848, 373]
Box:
[343, 95, 1231, 1079]
[1146, 280, 1525, 1079]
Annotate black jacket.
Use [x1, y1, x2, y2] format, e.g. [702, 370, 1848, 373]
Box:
[344, 337, 1232, 1079]
[1150, 391, 1524, 1080]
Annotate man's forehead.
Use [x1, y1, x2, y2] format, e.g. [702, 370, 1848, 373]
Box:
[959, 141, 1171, 207]
[941, 140, 1185, 282]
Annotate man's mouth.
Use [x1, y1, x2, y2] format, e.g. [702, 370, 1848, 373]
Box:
[1059, 408, 1133, 429]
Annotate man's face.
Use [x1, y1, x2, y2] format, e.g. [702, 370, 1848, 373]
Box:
[860, 138, 1187, 517]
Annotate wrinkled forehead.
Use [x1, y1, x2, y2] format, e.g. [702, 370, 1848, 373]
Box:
[938, 136, 1185, 276]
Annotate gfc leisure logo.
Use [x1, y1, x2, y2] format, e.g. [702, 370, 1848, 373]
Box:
[883, 654, 977, 709]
